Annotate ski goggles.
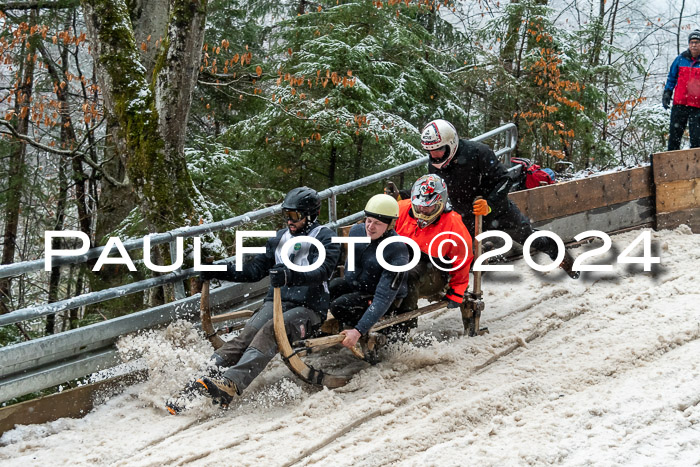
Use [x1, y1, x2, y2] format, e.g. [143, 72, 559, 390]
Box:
[282, 210, 305, 222]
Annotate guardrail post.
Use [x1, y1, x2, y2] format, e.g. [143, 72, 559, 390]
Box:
[328, 192, 338, 235]
[169, 240, 186, 300]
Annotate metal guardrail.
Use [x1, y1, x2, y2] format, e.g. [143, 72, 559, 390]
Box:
[0, 123, 517, 403]
[0, 279, 269, 402]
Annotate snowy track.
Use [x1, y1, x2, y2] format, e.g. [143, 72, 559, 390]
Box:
[2, 227, 699, 466]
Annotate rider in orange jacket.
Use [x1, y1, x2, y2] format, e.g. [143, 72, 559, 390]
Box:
[395, 174, 473, 313]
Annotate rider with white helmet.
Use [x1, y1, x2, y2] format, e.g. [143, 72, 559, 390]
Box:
[420, 119, 579, 279]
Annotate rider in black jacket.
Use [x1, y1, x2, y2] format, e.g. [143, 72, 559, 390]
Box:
[166, 187, 341, 413]
[421, 119, 579, 279]
[329, 194, 408, 349]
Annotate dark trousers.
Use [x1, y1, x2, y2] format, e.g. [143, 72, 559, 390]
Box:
[329, 277, 404, 328]
[396, 256, 449, 314]
[212, 300, 322, 392]
[462, 200, 560, 261]
[668, 104, 700, 151]
[328, 278, 373, 328]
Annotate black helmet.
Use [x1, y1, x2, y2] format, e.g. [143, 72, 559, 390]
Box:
[282, 187, 321, 222]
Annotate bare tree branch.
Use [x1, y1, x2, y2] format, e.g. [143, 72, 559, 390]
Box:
[0, 118, 128, 187]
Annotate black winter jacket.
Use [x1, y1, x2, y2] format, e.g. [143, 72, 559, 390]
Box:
[342, 223, 408, 334]
[213, 222, 341, 315]
[429, 139, 513, 218]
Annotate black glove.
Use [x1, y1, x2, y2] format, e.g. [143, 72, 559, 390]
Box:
[199, 263, 233, 282]
[200, 270, 218, 281]
[446, 298, 462, 309]
[269, 264, 291, 288]
[662, 89, 672, 110]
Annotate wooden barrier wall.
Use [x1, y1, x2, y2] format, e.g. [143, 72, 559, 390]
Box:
[509, 167, 653, 223]
[0, 371, 146, 436]
[507, 148, 700, 238]
[654, 148, 700, 233]
[508, 166, 655, 241]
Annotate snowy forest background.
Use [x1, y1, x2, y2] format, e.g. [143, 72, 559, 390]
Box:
[0, 0, 698, 345]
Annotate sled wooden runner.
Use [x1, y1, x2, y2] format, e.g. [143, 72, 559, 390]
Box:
[295, 301, 448, 354]
[210, 309, 254, 323]
[200, 280, 225, 350]
[273, 295, 452, 387]
[272, 287, 351, 388]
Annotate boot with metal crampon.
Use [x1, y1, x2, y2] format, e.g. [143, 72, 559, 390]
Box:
[165, 379, 205, 415]
[195, 376, 238, 409]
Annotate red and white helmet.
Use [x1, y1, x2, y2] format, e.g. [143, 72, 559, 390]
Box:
[410, 174, 448, 228]
[420, 119, 459, 169]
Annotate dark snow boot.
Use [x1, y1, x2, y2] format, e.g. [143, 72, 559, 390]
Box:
[560, 250, 580, 279]
[195, 376, 237, 409]
[165, 379, 205, 415]
[165, 399, 186, 415]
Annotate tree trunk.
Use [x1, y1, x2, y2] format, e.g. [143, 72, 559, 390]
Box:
[602, 0, 620, 144]
[677, 0, 685, 56]
[353, 135, 364, 180]
[589, 0, 606, 70]
[47, 155, 69, 335]
[73, 35, 134, 243]
[487, 0, 523, 132]
[328, 144, 337, 185]
[71, 267, 85, 328]
[500, 0, 521, 75]
[0, 12, 37, 315]
[81, 0, 206, 234]
[129, 0, 170, 77]
[94, 117, 135, 242]
[37, 31, 93, 241]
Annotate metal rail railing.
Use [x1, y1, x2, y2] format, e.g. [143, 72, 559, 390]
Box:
[0, 123, 517, 403]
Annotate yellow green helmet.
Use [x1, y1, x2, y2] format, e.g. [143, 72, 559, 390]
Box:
[364, 194, 399, 224]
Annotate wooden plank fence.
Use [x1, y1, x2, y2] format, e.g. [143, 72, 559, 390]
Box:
[654, 148, 700, 232]
[508, 148, 700, 237]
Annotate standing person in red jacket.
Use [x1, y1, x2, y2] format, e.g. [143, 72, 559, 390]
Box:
[395, 174, 473, 314]
[663, 29, 700, 150]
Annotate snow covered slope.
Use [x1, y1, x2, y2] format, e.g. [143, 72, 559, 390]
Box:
[1, 227, 699, 466]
